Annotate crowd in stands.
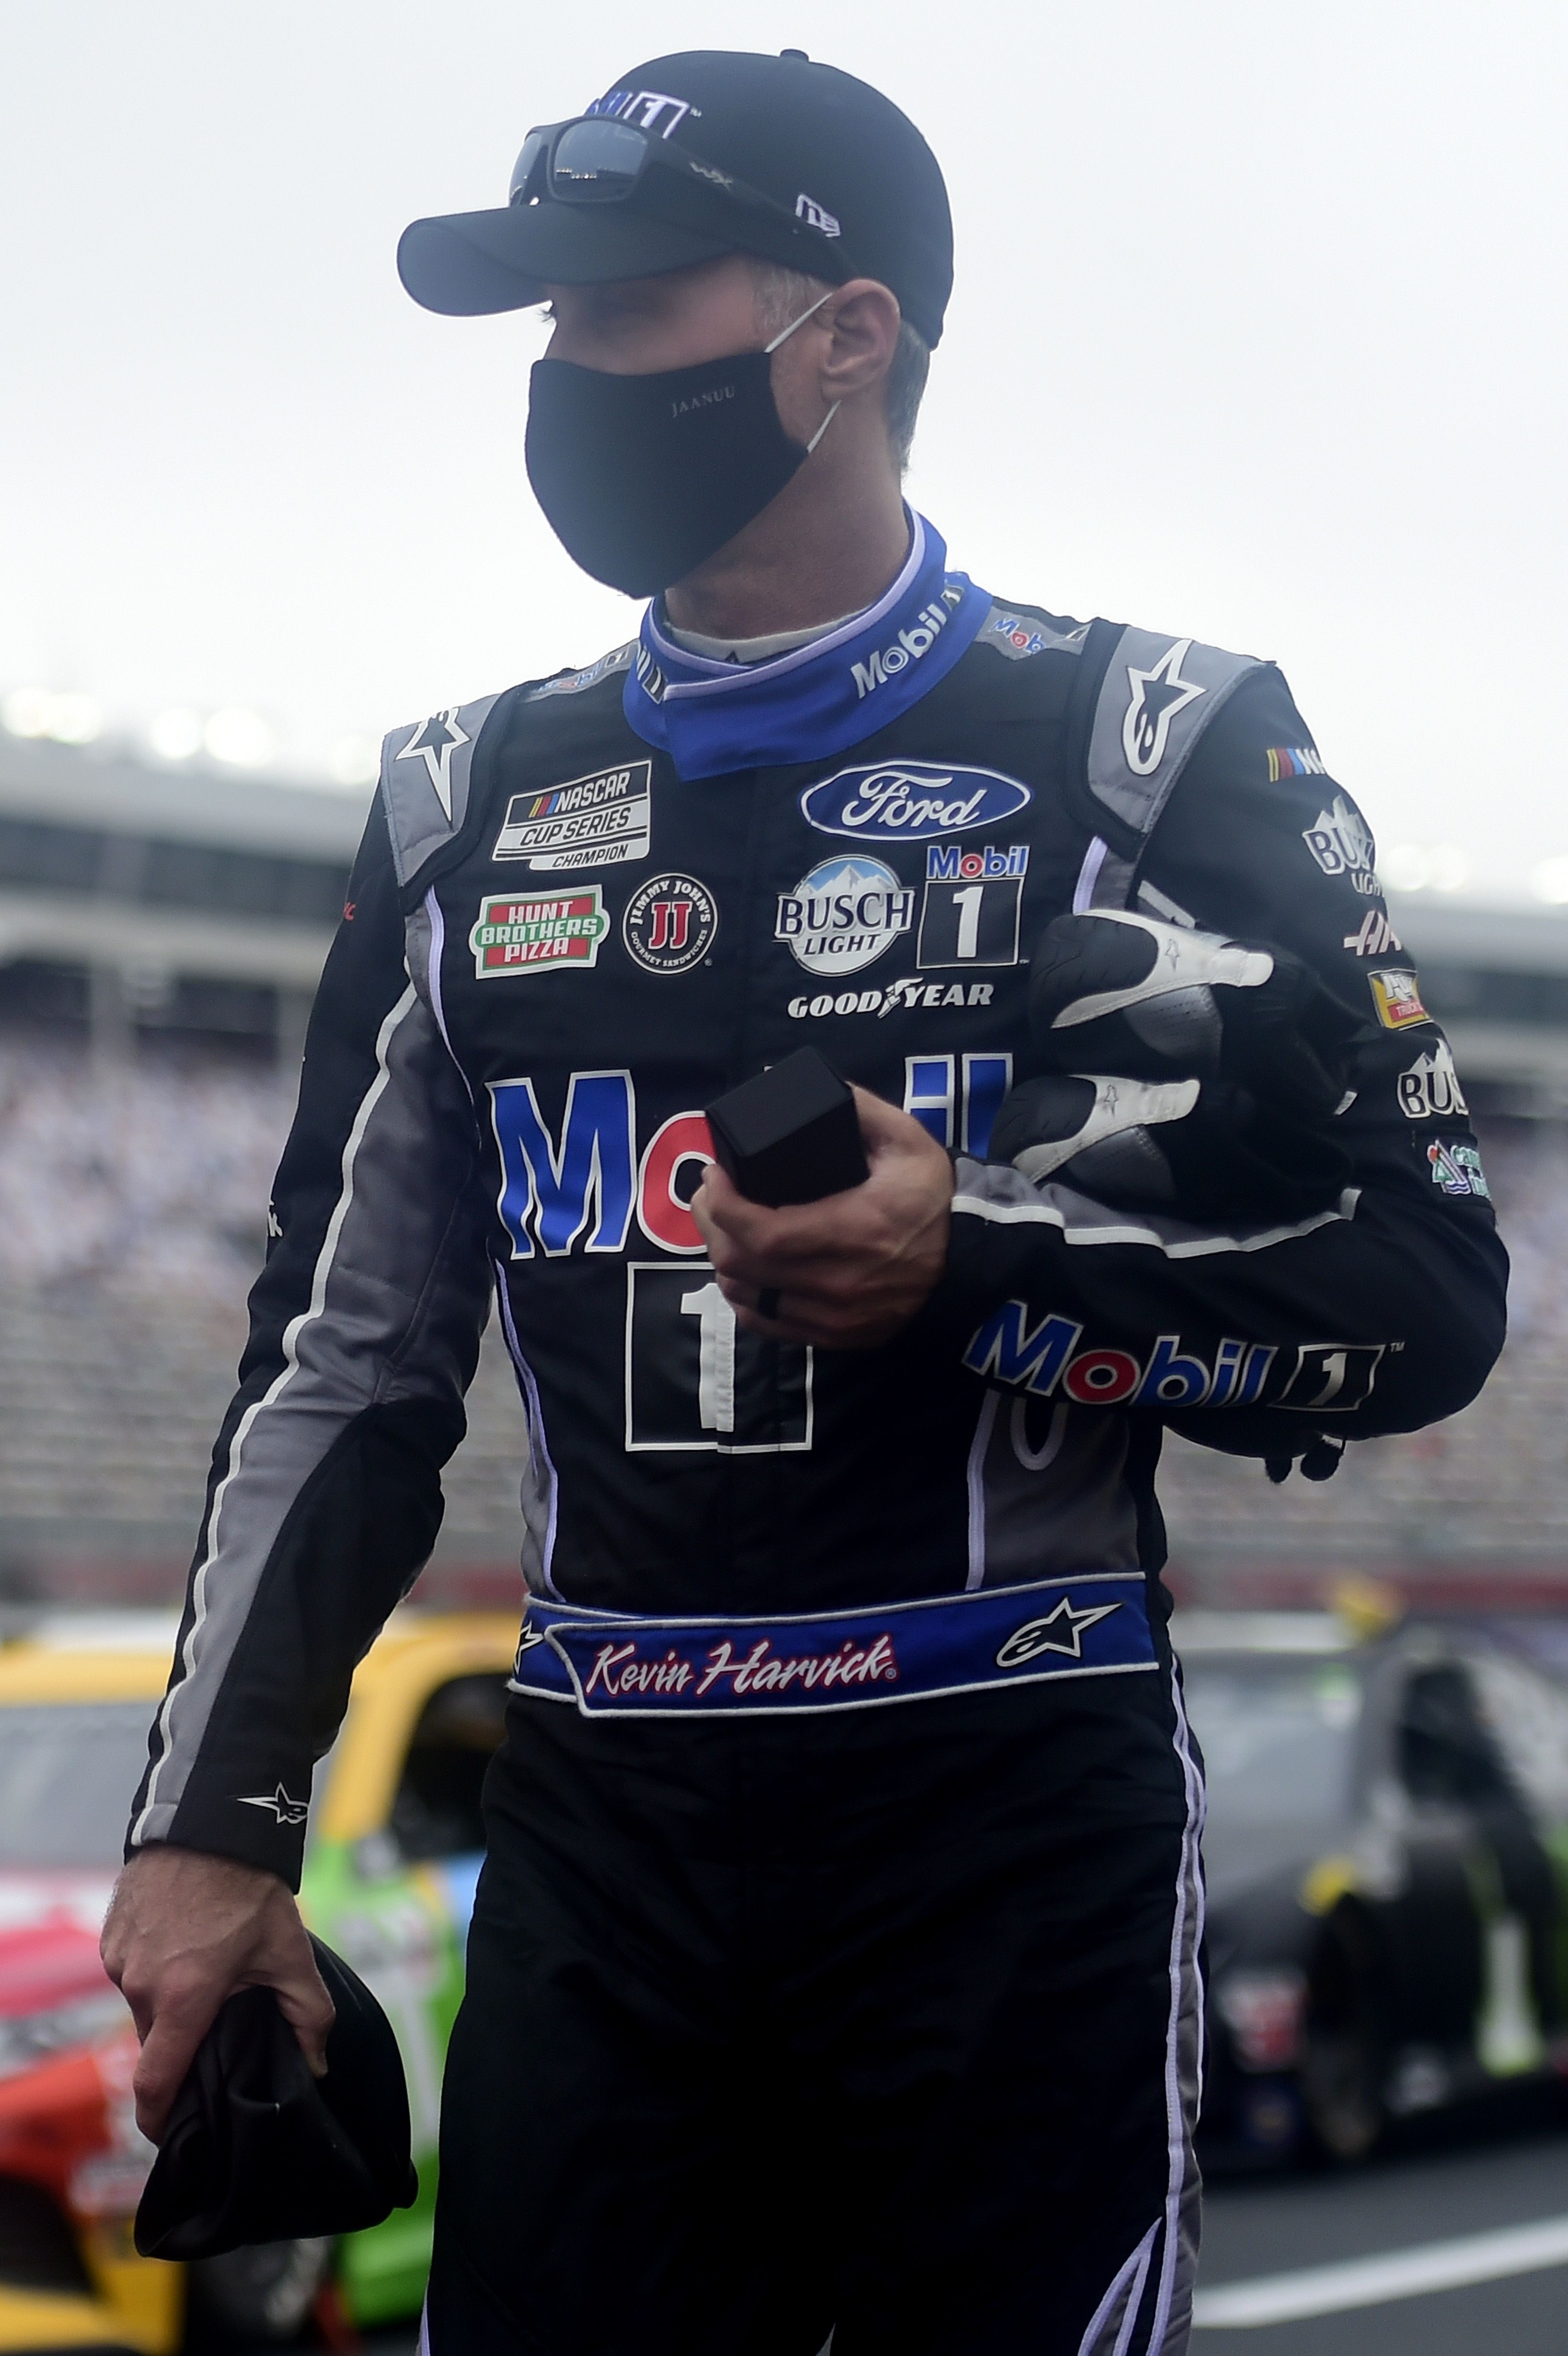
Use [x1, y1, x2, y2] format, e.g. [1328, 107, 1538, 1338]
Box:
[0, 1034, 292, 1297]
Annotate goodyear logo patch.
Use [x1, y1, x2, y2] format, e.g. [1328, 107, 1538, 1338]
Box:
[470, 890, 609, 977]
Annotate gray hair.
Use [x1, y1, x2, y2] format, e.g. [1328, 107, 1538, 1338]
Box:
[749, 262, 931, 474]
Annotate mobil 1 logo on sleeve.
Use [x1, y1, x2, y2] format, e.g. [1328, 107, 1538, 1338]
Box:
[917, 843, 1027, 969]
[1274, 1342, 1392, 1412]
[492, 760, 652, 871]
[625, 1265, 812, 1453]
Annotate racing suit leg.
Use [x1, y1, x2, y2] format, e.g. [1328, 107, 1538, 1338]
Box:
[426, 1629, 1203, 2356]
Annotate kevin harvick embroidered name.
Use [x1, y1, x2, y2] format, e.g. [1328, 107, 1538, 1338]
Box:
[509, 1571, 1156, 1717]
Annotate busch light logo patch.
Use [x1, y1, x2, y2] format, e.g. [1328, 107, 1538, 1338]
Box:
[470, 890, 609, 977]
[492, 761, 651, 871]
[776, 856, 915, 977]
[1397, 1041, 1468, 1121]
[801, 763, 1032, 843]
[1303, 796, 1379, 895]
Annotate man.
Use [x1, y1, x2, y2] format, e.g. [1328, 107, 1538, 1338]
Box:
[103, 48, 1506, 2356]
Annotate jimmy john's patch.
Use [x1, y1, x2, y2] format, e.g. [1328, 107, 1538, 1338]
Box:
[621, 873, 718, 975]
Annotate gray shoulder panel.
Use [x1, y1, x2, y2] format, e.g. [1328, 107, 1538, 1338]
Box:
[380, 692, 503, 888]
[1087, 629, 1264, 839]
[380, 644, 638, 888]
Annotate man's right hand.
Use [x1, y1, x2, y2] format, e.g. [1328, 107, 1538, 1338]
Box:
[100, 1844, 335, 2144]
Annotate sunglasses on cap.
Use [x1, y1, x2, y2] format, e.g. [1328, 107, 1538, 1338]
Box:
[509, 117, 852, 269]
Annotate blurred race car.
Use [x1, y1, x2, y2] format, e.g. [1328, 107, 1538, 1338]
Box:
[1186, 1606, 1568, 2166]
[0, 1606, 516, 2350]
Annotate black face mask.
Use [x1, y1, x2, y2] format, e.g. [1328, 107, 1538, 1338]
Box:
[525, 298, 838, 596]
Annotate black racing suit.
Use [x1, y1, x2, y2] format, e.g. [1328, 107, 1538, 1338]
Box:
[128, 584, 1505, 2356]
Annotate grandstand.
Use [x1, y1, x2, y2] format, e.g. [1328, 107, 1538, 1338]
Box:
[3, 727, 1568, 1609]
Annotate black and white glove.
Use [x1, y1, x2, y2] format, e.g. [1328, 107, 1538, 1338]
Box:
[987, 1071, 1351, 1223]
[1026, 910, 1362, 1125]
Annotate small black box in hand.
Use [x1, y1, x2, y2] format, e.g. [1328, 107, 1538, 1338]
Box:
[706, 1048, 870, 1207]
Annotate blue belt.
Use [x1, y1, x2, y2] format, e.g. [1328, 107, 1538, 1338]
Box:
[509, 1571, 1157, 1718]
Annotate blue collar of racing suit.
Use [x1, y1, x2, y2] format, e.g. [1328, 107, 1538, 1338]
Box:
[622, 513, 991, 782]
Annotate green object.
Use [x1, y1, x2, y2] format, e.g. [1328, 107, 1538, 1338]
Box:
[299, 1836, 473, 2325]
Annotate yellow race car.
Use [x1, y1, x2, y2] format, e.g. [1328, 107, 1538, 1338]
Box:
[0, 1607, 517, 2351]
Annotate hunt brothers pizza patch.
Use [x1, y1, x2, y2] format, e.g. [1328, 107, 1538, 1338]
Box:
[470, 888, 610, 977]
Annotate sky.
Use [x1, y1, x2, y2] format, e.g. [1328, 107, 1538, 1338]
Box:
[2, 1, 1565, 899]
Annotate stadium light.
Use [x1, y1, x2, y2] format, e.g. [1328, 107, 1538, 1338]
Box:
[2, 688, 53, 738]
[1381, 844, 1432, 891]
[1, 688, 100, 743]
[148, 708, 203, 761]
[1532, 858, 1568, 905]
[204, 707, 273, 768]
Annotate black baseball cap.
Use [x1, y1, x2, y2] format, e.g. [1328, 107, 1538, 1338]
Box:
[135, 1937, 416, 2260]
[397, 49, 953, 349]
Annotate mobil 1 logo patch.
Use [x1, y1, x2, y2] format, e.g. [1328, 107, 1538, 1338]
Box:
[917, 843, 1027, 970]
[492, 760, 652, 872]
[1275, 1342, 1392, 1412]
[622, 873, 718, 975]
[625, 1265, 812, 1454]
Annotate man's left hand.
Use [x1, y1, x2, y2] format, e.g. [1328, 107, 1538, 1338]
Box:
[693, 1087, 953, 1349]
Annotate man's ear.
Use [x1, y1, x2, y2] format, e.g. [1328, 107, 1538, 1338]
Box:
[818, 279, 903, 402]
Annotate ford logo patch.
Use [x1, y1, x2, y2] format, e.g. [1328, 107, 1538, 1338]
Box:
[801, 763, 1032, 841]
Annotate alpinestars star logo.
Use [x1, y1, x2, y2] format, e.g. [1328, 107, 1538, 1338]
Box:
[1122, 639, 1205, 777]
[238, 1783, 309, 1827]
[396, 708, 470, 819]
[995, 1596, 1122, 1667]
